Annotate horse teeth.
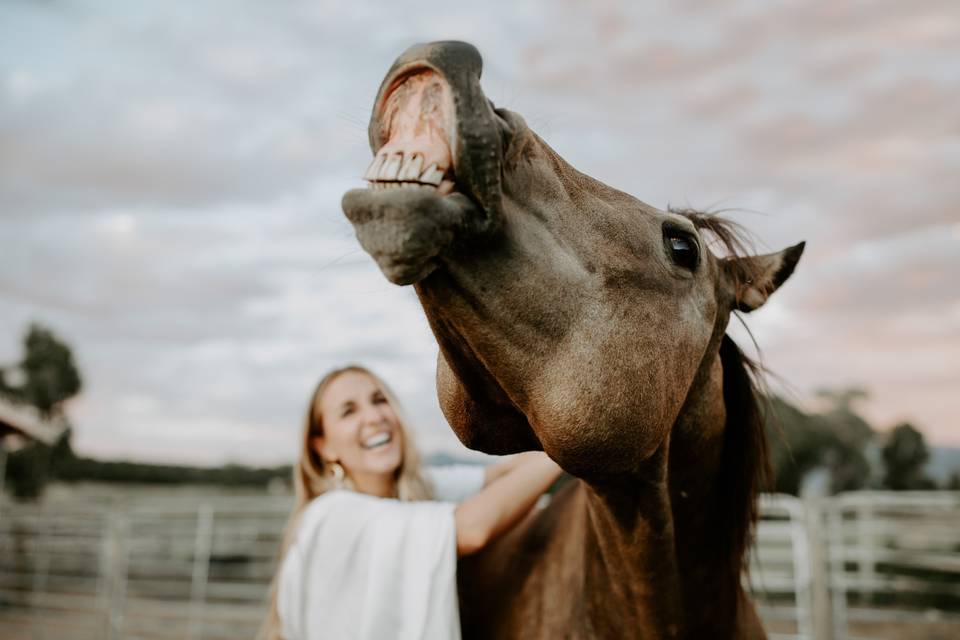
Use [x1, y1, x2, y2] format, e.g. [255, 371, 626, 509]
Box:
[366, 178, 440, 191]
[363, 154, 387, 181]
[397, 155, 411, 180]
[419, 163, 445, 186]
[379, 153, 403, 180]
[400, 153, 424, 181]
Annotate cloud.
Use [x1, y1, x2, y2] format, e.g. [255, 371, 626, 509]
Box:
[1, 0, 958, 468]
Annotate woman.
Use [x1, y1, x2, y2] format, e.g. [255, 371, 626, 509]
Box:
[260, 365, 562, 640]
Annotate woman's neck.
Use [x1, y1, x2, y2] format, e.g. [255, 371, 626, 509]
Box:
[350, 471, 397, 498]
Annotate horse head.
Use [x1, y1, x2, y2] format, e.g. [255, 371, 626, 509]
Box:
[342, 41, 804, 482]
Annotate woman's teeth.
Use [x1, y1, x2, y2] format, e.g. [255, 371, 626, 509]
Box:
[362, 432, 392, 450]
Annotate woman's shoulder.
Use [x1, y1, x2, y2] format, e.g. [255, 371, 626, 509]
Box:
[298, 489, 378, 528]
[297, 490, 454, 541]
[302, 488, 409, 514]
[303, 487, 371, 510]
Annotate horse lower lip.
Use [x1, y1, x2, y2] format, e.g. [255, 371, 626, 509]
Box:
[341, 187, 482, 285]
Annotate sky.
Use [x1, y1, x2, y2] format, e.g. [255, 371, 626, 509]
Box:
[1, 0, 958, 466]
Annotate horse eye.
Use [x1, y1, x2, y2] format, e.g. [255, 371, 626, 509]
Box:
[665, 232, 700, 271]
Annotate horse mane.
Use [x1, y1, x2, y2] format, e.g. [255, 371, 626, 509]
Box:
[674, 208, 772, 582]
[716, 336, 770, 579]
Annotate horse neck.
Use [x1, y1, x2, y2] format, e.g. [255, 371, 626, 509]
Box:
[581, 447, 683, 639]
[583, 337, 755, 638]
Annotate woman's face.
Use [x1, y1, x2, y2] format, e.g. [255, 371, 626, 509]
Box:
[314, 370, 404, 485]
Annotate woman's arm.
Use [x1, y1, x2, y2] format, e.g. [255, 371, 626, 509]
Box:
[454, 452, 562, 556]
[481, 451, 539, 486]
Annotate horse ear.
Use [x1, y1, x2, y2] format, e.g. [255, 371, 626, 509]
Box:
[721, 241, 805, 312]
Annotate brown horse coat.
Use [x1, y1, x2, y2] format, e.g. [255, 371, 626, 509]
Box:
[342, 41, 804, 639]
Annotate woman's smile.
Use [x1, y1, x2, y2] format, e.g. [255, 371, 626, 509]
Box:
[361, 431, 393, 450]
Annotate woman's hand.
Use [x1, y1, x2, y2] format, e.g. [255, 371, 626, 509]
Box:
[454, 452, 563, 556]
[481, 451, 544, 486]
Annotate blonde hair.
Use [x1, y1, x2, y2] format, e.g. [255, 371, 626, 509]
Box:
[259, 365, 434, 640]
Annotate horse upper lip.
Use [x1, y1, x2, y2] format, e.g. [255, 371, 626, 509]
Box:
[340, 41, 505, 285]
[366, 44, 503, 232]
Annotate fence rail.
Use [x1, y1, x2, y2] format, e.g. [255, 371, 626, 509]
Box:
[1, 492, 958, 639]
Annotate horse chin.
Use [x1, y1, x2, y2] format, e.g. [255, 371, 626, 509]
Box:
[341, 187, 481, 285]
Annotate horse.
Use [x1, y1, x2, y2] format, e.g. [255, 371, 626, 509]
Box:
[342, 41, 804, 639]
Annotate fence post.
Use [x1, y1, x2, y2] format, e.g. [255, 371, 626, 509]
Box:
[96, 508, 112, 637]
[188, 503, 215, 640]
[31, 504, 52, 601]
[827, 500, 848, 640]
[856, 500, 875, 603]
[0, 445, 7, 523]
[102, 508, 130, 640]
[803, 498, 832, 640]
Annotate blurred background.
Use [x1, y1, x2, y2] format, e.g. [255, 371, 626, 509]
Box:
[1, 1, 958, 638]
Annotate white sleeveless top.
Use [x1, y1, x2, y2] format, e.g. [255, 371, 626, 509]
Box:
[277, 465, 484, 640]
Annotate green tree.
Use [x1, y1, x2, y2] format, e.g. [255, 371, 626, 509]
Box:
[946, 472, 960, 491]
[5, 442, 54, 499]
[881, 423, 935, 490]
[765, 391, 874, 495]
[815, 390, 874, 492]
[0, 367, 10, 397]
[2, 323, 82, 499]
[9, 323, 83, 416]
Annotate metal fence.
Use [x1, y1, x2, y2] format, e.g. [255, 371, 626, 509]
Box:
[0, 496, 291, 640]
[823, 492, 960, 639]
[1, 492, 958, 639]
[749, 495, 817, 640]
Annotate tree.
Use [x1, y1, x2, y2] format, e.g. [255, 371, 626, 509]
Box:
[946, 472, 960, 491]
[881, 423, 935, 490]
[0, 367, 10, 397]
[764, 392, 874, 496]
[7, 323, 83, 416]
[4, 441, 55, 499]
[2, 323, 83, 499]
